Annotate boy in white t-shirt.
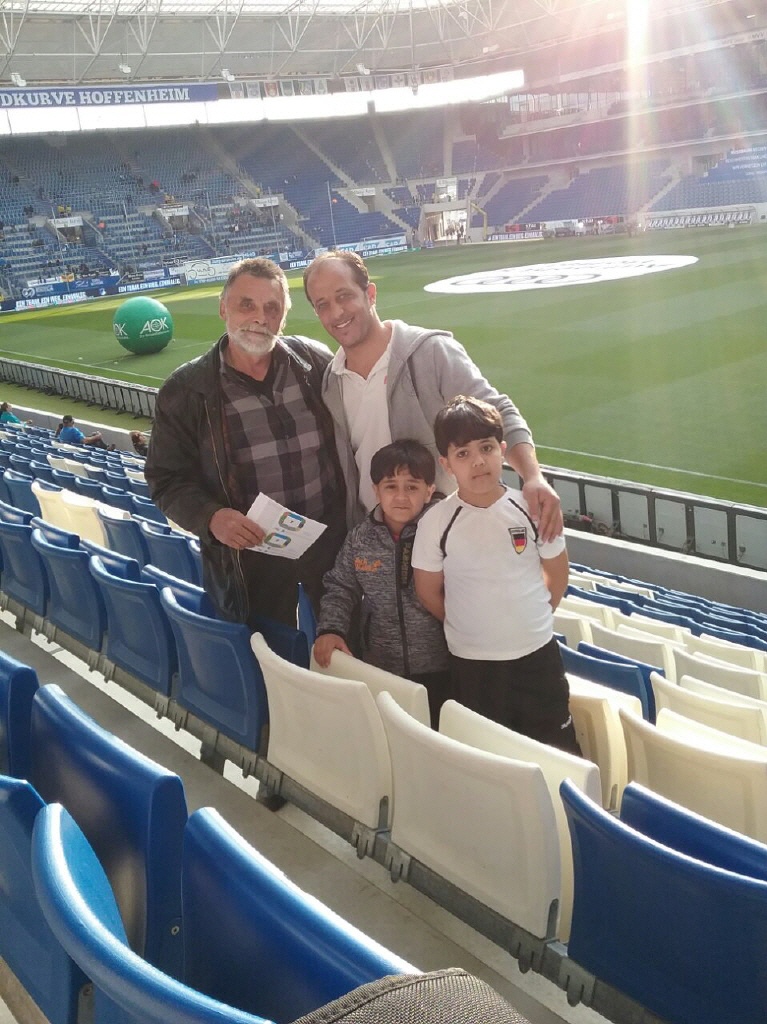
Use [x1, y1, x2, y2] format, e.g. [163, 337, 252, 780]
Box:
[412, 396, 579, 752]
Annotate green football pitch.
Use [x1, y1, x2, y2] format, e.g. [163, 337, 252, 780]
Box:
[2, 226, 765, 508]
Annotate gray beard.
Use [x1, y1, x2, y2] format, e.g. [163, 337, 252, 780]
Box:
[230, 329, 278, 357]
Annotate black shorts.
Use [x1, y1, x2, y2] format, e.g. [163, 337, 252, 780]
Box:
[449, 637, 581, 755]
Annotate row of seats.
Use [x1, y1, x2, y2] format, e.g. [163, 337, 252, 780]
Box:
[0, 656, 418, 1024]
[2, 474, 767, 1021]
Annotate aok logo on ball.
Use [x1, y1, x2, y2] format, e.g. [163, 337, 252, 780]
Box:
[139, 316, 170, 336]
[113, 322, 128, 338]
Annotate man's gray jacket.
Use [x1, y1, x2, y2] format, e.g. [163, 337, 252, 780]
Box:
[321, 319, 534, 527]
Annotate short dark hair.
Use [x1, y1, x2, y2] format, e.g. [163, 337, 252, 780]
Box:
[0, 402, 8, 412]
[62, 414, 74, 424]
[370, 439, 436, 486]
[433, 396, 503, 456]
[302, 249, 370, 304]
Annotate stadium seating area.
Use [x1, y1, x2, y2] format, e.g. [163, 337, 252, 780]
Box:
[3, 101, 767, 297]
[1, 411, 767, 1023]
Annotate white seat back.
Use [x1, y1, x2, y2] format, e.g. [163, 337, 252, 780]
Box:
[651, 672, 767, 746]
[59, 490, 108, 547]
[590, 621, 676, 679]
[61, 457, 90, 479]
[310, 650, 430, 725]
[687, 631, 765, 673]
[30, 480, 73, 533]
[376, 691, 560, 939]
[611, 610, 691, 644]
[439, 699, 600, 940]
[552, 608, 593, 648]
[567, 675, 641, 811]
[251, 633, 391, 829]
[559, 595, 615, 629]
[679, 674, 767, 709]
[619, 706, 767, 843]
[673, 648, 767, 702]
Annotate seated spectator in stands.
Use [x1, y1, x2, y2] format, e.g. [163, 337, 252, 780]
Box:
[313, 439, 451, 729]
[130, 430, 149, 457]
[0, 402, 31, 426]
[56, 414, 114, 450]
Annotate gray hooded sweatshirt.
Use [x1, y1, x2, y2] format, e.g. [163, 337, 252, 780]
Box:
[321, 320, 534, 527]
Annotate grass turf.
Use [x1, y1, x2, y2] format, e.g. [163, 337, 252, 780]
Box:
[2, 226, 765, 507]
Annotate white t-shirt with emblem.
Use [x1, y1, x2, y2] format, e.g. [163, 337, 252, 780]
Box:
[330, 345, 391, 512]
[412, 486, 566, 660]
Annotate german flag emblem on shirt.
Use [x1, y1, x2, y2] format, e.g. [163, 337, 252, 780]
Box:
[509, 527, 527, 554]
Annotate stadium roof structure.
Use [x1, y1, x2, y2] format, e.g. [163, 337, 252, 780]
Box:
[0, 0, 656, 87]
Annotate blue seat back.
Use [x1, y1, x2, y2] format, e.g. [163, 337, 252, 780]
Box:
[160, 587, 269, 750]
[620, 782, 767, 882]
[73, 476, 105, 500]
[628, 604, 701, 634]
[140, 565, 215, 618]
[182, 807, 411, 1021]
[32, 804, 269, 1024]
[4, 467, 41, 517]
[703, 623, 767, 654]
[88, 555, 177, 695]
[51, 468, 78, 491]
[577, 641, 658, 722]
[97, 510, 150, 566]
[565, 585, 639, 616]
[29, 459, 57, 484]
[126, 477, 151, 497]
[297, 581, 317, 649]
[30, 685, 187, 975]
[0, 650, 38, 778]
[561, 779, 767, 1024]
[559, 644, 651, 719]
[100, 484, 135, 514]
[31, 528, 108, 651]
[0, 779, 86, 1024]
[131, 494, 168, 524]
[0, 516, 49, 614]
[140, 521, 199, 584]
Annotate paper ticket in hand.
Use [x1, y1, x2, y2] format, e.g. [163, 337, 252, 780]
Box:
[246, 494, 327, 560]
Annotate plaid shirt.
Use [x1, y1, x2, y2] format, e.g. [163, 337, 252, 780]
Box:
[220, 339, 339, 522]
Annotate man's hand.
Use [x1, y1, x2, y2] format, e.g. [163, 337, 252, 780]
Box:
[522, 474, 563, 544]
[209, 508, 266, 550]
[312, 633, 352, 668]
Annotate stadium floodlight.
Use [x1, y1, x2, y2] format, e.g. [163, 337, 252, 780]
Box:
[10, 73, 27, 88]
[119, 63, 132, 75]
[221, 69, 236, 82]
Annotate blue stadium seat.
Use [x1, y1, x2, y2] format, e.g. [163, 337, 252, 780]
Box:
[160, 586, 269, 750]
[30, 684, 188, 975]
[4, 467, 41, 517]
[620, 782, 767, 881]
[131, 493, 168, 524]
[31, 524, 108, 653]
[73, 475, 106, 501]
[88, 553, 177, 698]
[559, 643, 652, 719]
[140, 520, 200, 584]
[29, 458, 57, 484]
[99, 483, 136, 514]
[0, 512, 49, 617]
[561, 779, 767, 1024]
[0, 649, 38, 778]
[125, 476, 151, 497]
[181, 807, 412, 1021]
[577, 641, 659, 722]
[140, 565, 216, 618]
[0, 777, 85, 1024]
[51, 467, 78, 491]
[97, 508, 150, 565]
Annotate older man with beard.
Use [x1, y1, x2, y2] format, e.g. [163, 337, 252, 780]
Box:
[146, 257, 346, 629]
